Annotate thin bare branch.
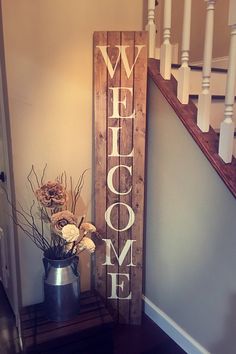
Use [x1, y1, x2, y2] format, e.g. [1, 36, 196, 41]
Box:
[11, 215, 46, 251]
[41, 163, 47, 185]
[70, 176, 74, 213]
[78, 215, 85, 229]
[72, 169, 88, 214]
[27, 166, 37, 194]
[31, 165, 40, 188]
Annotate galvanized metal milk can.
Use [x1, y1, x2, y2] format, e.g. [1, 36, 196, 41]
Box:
[43, 255, 80, 321]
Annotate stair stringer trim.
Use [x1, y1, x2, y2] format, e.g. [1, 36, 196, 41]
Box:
[148, 58, 236, 199]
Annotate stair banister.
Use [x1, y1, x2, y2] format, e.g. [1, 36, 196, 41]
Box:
[160, 0, 172, 80]
[146, 0, 156, 58]
[177, 0, 192, 104]
[219, 0, 236, 163]
[197, 0, 216, 132]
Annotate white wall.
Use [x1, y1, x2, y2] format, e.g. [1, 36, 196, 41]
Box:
[146, 79, 236, 353]
[1, 0, 143, 306]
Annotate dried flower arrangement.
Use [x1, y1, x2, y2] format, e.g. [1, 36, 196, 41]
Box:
[11, 165, 98, 260]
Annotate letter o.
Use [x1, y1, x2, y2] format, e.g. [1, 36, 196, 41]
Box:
[105, 202, 135, 232]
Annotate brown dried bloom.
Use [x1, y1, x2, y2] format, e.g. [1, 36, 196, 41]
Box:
[80, 222, 96, 235]
[36, 181, 67, 208]
[51, 210, 77, 235]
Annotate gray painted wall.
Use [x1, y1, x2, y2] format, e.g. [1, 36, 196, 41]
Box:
[145, 79, 236, 353]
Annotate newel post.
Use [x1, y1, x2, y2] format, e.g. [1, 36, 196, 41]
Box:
[160, 0, 172, 79]
[177, 0, 192, 104]
[146, 0, 156, 58]
[197, 0, 216, 132]
[219, 0, 236, 163]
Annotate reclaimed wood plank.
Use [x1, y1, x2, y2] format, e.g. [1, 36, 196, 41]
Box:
[23, 315, 113, 348]
[20, 292, 114, 353]
[106, 31, 121, 321]
[22, 308, 110, 337]
[94, 31, 147, 324]
[118, 31, 135, 323]
[130, 31, 148, 325]
[94, 31, 108, 300]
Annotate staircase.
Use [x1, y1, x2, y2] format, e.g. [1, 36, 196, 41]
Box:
[146, 0, 236, 198]
[171, 64, 236, 152]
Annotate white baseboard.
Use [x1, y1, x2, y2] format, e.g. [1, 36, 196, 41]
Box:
[143, 296, 211, 354]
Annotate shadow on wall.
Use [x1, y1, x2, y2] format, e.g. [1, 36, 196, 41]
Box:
[210, 293, 236, 354]
[142, 0, 147, 29]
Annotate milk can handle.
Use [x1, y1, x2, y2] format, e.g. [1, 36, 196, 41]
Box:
[71, 256, 79, 276]
[43, 258, 50, 279]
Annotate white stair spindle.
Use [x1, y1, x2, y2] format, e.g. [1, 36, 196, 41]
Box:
[219, 1, 236, 163]
[197, 0, 216, 132]
[160, 0, 172, 80]
[146, 0, 156, 58]
[177, 0, 192, 104]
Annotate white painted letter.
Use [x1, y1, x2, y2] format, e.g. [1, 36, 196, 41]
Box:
[107, 272, 132, 299]
[97, 45, 145, 79]
[102, 239, 136, 266]
[107, 165, 132, 195]
[109, 87, 135, 119]
[105, 202, 135, 232]
[108, 127, 134, 157]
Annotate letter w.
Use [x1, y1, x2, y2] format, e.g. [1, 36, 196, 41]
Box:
[102, 239, 136, 266]
[97, 45, 145, 79]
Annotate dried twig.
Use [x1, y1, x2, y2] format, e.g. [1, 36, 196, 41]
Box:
[31, 165, 40, 188]
[40, 163, 47, 185]
[2, 166, 91, 260]
[72, 169, 88, 213]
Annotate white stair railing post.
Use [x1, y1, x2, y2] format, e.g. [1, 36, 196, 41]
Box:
[160, 0, 172, 80]
[219, 0, 236, 163]
[177, 0, 192, 104]
[197, 0, 216, 132]
[146, 0, 156, 58]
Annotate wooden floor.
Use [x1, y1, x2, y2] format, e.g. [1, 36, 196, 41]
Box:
[0, 283, 21, 354]
[0, 282, 186, 354]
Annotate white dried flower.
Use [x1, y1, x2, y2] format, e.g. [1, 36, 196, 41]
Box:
[77, 237, 96, 254]
[61, 224, 80, 243]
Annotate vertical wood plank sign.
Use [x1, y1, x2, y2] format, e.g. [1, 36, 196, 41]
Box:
[93, 31, 147, 325]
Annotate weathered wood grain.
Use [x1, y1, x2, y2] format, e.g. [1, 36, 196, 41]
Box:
[106, 31, 121, 321]
[130, 31, 148, 324]
[20, 292, 113, 353]
[94, 31, 147, 324]
[118, 31, 135, 323]
[94, 31, 108, 300]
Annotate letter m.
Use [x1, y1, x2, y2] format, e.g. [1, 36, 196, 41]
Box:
[102, 239, 136, 266]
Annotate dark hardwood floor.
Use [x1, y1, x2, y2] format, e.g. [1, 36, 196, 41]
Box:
[0, 283, 21, 354]
[113, 318, 186, 354]
[0, 282, 186, 354]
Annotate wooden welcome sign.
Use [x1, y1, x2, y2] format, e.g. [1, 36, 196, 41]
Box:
[93, 31, 147, 325]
